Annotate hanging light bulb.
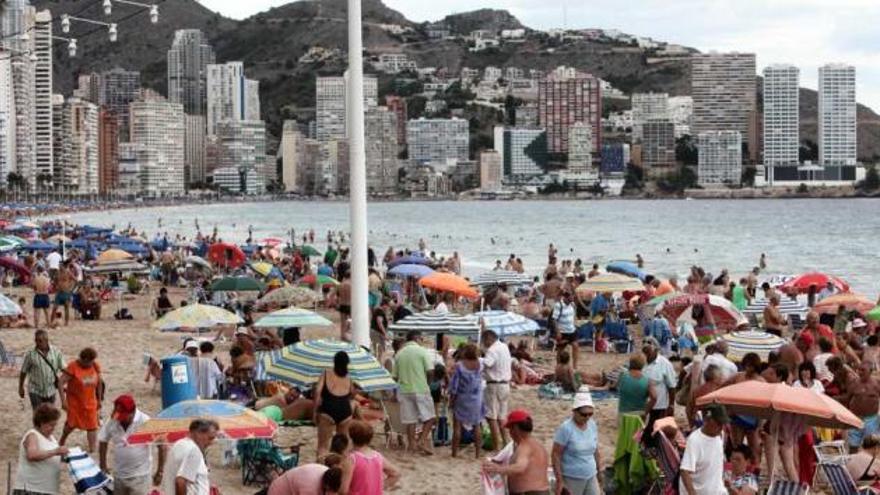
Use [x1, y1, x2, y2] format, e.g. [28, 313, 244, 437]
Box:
[149, 4, 159, 24]
[108, 23, 117, 42]
[61, 15, 70, 33]
[103, 0, 112, 16]
[67, 38, 77, 57]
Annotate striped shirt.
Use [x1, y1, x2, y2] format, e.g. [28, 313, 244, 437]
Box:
[21, 346, 64, 398]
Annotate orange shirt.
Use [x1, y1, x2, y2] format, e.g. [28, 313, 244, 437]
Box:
[64, 360, 101, 430]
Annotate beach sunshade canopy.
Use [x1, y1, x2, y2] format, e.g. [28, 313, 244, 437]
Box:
[868, 305, 880, 322]
[0, 236, 27, 251]
[606, 261, 647, 281]
[211, 276, 265, 292]
[299, 274, 339, 287]
[697, 381, 863, 430]
[388, 310, 480, 335]
[256, 286, 323, 308]
[85, 259, 147, 274]
[127, 400, 276, 444]
[388, 263, 435, 279]
[657, 293, 748, 331]
[207, 242, 247, 268]
[577, 273, 644, 294]
[260, 237, 284, 247]
[472, 270, 533, 287]
[472, 310, 539, 338]
[387, 254, 430, 268]
[254, 307, 333, 328]
[813, 293, 876, 316]
[261, 340, 396, 392]
[250, 261, 276, 277]
[185, 255, 212, 270]
[116, 243, 148, 256]
[152, 303, 243, 331]
[295, 245, 321, 257]
[23, 240, 57, 252]
[742, 298, 809, 316]
[96, 248, 133, 264]
[779, 272, 850, 294]
[0, 256, 32, 283]
[419, 272, 479, 299]
[46, 234, 71, 244]
[0, 293, 23, 316]
[713, 331, 786, 362]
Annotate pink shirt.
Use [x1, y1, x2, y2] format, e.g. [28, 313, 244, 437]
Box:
[267, 463, 328, 495]
[348, 450, 384, 495]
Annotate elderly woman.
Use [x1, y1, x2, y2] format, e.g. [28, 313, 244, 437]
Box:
[59, 347, 103, 452]
[552, 387, 603, 495]
[847, 434, 880, 485]
[449, 343, 484, 458]
[14, 403, 68, 494]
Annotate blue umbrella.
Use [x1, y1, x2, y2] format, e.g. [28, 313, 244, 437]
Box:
[116, 243, 148, 256]
[472, 310, 539, 338]
[606, 261, 647, 281]
[388, 263, 435, 279]
[80, 225, 113, 234]
[240, 244, 258, 256]
[22, 240, 57, 252]
[387, 254, 431, 268]
[317, 265, 333, 276]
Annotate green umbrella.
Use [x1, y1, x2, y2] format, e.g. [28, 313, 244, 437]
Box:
[211, 276, 266, 292]
[295, 245, 322, 257]
[868, 305, 880, 322]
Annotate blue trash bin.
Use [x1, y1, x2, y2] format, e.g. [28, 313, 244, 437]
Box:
[160, 355, 197, 408]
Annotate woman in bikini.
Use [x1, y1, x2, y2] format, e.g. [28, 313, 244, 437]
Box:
[314, 351, 355, 459]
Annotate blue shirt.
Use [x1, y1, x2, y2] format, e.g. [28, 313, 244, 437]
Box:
[553, 418, 598, 480]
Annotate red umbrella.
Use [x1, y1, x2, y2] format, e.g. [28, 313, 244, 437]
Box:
[779, 272, 849, 294]
[207, 243, 247, 269]
[0, 256, 32, 284]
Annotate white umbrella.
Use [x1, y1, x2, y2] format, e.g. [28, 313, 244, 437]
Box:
[388, 311, 480, 336]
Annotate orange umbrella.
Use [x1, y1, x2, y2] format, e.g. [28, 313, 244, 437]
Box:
[419, 272, 479, 299]
[813, 292, 876, 316]
[96, 248, 133, 264]
[654, 280, 675, 296]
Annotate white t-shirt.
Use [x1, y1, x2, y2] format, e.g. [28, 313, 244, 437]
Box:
[679, 429, 727, 495]
[163, 437, 210, 495]
[794, 379, 825, 395]
[46, 252, 62, 270]
[814, 353, 834, 382]
[702, 354, 739, 383]
[97, 410, 152, 479]
[481, 340, 512, 382]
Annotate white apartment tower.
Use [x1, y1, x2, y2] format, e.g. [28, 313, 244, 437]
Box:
[129, 93, 186, 197]
[364, 106, 399, 196]
[206, 62, 260, 136]
[55, 97, 100, 195]
[762, 64, 799, 165]
[631, 93, 669, 142]
[407, 118, 469, 165]
[167, 29, 215, 116]
[818, 64, 857, 166]
[32, 9, 52, 184]
[567, 122, 593, 173]
[315, 74, 377, 142]
[697, 130, 742, 186]
[280, 121, 300, 192]
[0, 58, 15, 186]
[691, 52, 756, 159]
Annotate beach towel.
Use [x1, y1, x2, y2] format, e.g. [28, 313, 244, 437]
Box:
[481, 442, 514, 495]
[614, 414, 659, 495]
[65, 447, 113, 494]
[538, 383, 619, 402]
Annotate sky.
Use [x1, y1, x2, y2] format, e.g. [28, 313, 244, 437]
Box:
[201, 0, 880, 112]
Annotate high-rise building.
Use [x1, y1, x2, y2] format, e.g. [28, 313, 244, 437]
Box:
[567, 122, 593, 173]
[698, 130, 742, 186]
[762, 65, 799, 166]
[642, 119, 676, 176]
[4, 2, 36, 189]
[479, 150, 503, 191]
[167, 29, 215, 116]
[600, 143, 630, 175]
[364, 106, 399, 196]
[73, 73, 99, 102]
[667, 96, 693, 138]
[537, 67, 601, 158]
[818, 63, 857, 166]
[494, 126, 548, 180]
[185, 115, 206, 185]
[315, 74, 377, 142]
[117, 142, 148, 194]
[631, 93, 669, 142]
[129, 92, 185, 197]
[324, 139, 350, 195]
[212, 166, 263, 195]
[691, 52, 756, 160]
[32, 9, 52, 184]
[385, 95, 408, 151]
[0, 57, 15, 186]
[98, 108, 119, 194]
[97, 68, 140, 142]
[407, 118, 469, 166]
[280, 121, 301, 193]
[206, 62, 260, 136]
[53, 97, 99, 195]
[214, 120, 267, 191]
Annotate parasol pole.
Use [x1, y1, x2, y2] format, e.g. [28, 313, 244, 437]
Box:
[346, 0, 369, 348]
[767, 412, 780, 489]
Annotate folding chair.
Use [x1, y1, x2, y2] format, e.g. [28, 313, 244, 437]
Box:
[813, 440, 850, 486]
[767, 479, 809, 495]
[236, 438, 299, 487]
[382, 400, 406, 450]
[604, 320, 633, 353]
[576, 322, 595, 350]
[819, 462, 876, 495]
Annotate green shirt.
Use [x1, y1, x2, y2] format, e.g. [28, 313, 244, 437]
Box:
[732, 286, 748, 310]
[617, 371, 650, 414]
[324, 248, 338, 267]
[393, 342, 432, 395]
[21, 346, 64, 397]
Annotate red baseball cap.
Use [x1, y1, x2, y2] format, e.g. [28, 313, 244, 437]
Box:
[504, 409, 532, 428]
[113, 394, 136, 419]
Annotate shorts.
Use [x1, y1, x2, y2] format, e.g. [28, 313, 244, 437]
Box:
[54, 292, 71, 305]
[558, 332, 578, 345]
[33, 294, 50, 309]
[370, 330, 386, 351]
[399, 393, 435, 425]
[114, 475, 152, 495]
[848, 414, 880, 448]
[563, 476, 601, 495]
[28, 393, 55, 409]
[338, 305, 351, 316]
[484, 383, 510, 420]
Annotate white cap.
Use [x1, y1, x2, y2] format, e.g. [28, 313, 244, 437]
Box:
[184, 340, 199, 350]
[235, 327, 249, 335]
[572, 386, 594, 410]
[853, 318, 867, 329]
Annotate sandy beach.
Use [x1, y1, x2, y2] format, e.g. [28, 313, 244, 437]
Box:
[0, 284, 628, 495]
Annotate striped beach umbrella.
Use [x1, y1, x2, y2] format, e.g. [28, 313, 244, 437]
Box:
[388, 310, 480, 336]
[127, 400, 276, 444]
[256, 286, 323, 308]
[472, 310, 538, 338]
[577, 273, 644, 294]
[712, 331, 786, 362]
[742, 298, 808, 316]
[657, 293, 748, 331]
[472, 270, 533, 287]
[254, 307, 333, 328]
[261, 340, 396, 392]
[152, 304, 243, 331]
[0, 293, 22, 316]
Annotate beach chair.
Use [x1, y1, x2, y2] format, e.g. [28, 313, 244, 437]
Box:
[767, 479, 809, 495]
[65, 447, 113, 494]
[576, 322, 595, 349]
[818, 462, 876, 495]
[381, 400, 406, 450]
[236, 438, 299, 487]
[812, 440, 850, 486]
[604, 320, 633, 353]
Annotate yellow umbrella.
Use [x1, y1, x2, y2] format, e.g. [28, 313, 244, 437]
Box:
[251, 261, 274, 277]
[576, 273, 644, 293]
[96, 248, 134, 264]
[152, 304, 243, 331]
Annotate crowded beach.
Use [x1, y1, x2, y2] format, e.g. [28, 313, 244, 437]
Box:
[2, 216, 880, 495]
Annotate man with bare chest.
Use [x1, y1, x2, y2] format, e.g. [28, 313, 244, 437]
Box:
[483, 410, 550, 495]
[50, 261, 76, 327]
[845, 362, 880, 451]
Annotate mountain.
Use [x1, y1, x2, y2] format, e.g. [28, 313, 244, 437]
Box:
[34, 0, 880, 162]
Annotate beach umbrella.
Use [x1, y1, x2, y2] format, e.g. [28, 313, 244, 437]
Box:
[606, 261, 647, 281]
[126, 400, 276, 444]
[152, 303, 243, 331]
[295, 245, 322, 257]
[250, 261, 277, 278]
[387, 254, 430, 268]
[471, 310, 539, 338]
[207, 242, 247, 269]
[0, 293, 23, 316]
[254, 307, 333, 328]
[22, 240, 57, 252]
[85, 260, 147, 274]
[67, 238, 96, 250]
[712, 331, 786, 362]
[868, 305, 880, 322]
[576, 273, 644, 294]
[184, 255, 212, 270]
[211, 276, 265, 292]
[260, 237, 284, 247]
[299, 274, 339, 287]
[0, 235, 28, 247]
[388, 310, 480, 336]
[419, 272, 479, 299]
[46, 234, 71, 244]
[96, 248, 133, 264]
[779, 272, 850, 294]
[471, 270, 533, 287]
[256, 286, 323, 308]
[116, 243, 149, 256]
[813, 293, 876, 316]
[742, 298, 808, 317]
[656, 293, 748, 331]
[388, 263, 434, 279]
[0, 238, 19, 252]
[0, 256, 32, 283]
[261, 340, 396, 392]
[240, 244, 258, 256]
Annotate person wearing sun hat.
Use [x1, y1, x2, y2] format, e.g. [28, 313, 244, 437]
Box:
[482, 409, 550, 494]
[551, 387, 603, 495]
[98, 394, 165, 494]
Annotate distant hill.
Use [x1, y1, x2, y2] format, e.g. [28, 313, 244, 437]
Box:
[34, 0, 880, 161]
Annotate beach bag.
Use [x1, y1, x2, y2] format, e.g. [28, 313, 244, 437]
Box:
[481, 442, 515, 495]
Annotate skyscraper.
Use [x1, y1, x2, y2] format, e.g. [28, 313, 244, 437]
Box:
[818, 64, 857, 166]
[631, 93, 669, 142]
[97, 68, 140, 142]
[384, 95, 408, 151]
[167, 29, 215, 116]
[364, 106, 399, 196]
[315, 74, 377, 142]
[206, 62, 260, 136]
[567, 122, 593, 174]
[129, 92, 185, 196]
[407, 118, 469, 166]
[762, 65, 799, 166]
[691, 52, 756, 159]
[215, 120, 267, 190]
[537, 67, 601, 159]
[494, 127, 548, 180]
[698, 130, 742, 186]
[641, 119, 676, 176]
[32, 9, 52, 184]
[280, 121, 300, 193]
[185, 115, 206, 184]
[98, 108, 119, 194]
[54, 97, 99, 195]
[0, 58, 15, 186]
[479, 150, 502, 191]
[2, 1, 35, 188]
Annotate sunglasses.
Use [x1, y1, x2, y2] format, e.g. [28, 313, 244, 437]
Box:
[575, 408, 594, 417]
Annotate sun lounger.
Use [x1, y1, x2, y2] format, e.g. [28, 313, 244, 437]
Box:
[65, 447, 113, 494]
[767, 479, 809, 495]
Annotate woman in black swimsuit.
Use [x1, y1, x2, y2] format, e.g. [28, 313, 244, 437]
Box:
[315, 351, 355, 458]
